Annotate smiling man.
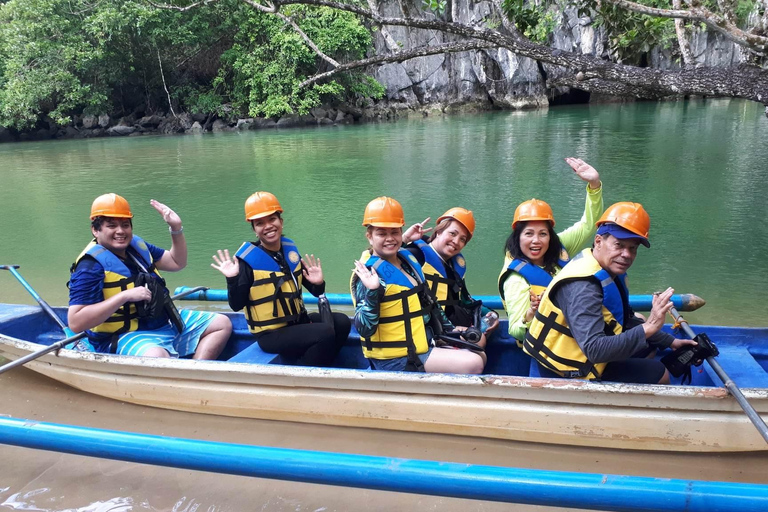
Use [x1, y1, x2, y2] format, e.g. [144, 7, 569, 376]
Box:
[67, 193, 231, 358]
[523, 202, 696, 384]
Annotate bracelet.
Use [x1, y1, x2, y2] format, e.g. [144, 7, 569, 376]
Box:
[169, 226, 184, 235]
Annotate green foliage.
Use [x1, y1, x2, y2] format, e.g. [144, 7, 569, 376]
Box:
[501, 0, 558, 44]
[0, 0, 381, 130]
[583, 0, 676, 62]
[212, 5, 377, 118]
[422, 0, 448, 17]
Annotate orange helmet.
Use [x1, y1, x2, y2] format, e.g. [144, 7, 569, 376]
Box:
[596, 202, 651, 240]
[90, 193, 133, 220]
[512, 199, 554, 229]
[362, 196, 404, 227]
[437, 207, 476, 240]
[245, 192, 283, 221]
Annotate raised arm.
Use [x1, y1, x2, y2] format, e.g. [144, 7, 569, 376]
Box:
[151, 199, 187, 271]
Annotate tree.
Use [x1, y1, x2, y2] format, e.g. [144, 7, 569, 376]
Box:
[150, 0, 768, 116]
[0, 0, 380, 130]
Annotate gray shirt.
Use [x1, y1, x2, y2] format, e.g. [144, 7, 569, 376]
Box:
[553, 279, 675, 364]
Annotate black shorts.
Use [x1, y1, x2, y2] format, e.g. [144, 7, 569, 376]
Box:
[536, 357, 666, 384]
[600, 358, 667, 384]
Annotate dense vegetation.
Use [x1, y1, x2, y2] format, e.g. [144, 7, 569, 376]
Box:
[0, 0, 382, 130]
[1, 0, 765, 131]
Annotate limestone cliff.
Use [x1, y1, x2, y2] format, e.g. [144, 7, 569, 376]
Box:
[370, 1, 744, 110]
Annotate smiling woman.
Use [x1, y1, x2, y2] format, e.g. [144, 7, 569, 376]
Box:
[210, 191, 351, 367]
[498, 158, 604, 346]
[352, 196, 485, 374]
[401, 207, 499, 349]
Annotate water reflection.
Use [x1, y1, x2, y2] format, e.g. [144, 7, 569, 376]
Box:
[2, 492, 134, 512]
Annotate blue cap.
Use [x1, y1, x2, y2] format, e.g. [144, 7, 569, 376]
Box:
[596, 223, 650, 248]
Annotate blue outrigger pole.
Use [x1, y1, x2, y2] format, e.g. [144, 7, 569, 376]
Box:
[0, 417, 766, 512]
[173, 287, 707, 312]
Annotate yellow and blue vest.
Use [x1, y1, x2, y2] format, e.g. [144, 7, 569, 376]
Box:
[72, 235, 161, 336]
[412, 239, 466, 308]
[524, 249, 629, 380]
[236, 237, 305, 335]
[351, 249, 430, 360]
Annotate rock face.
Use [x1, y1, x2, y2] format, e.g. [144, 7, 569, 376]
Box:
[370, 1, 745, 110]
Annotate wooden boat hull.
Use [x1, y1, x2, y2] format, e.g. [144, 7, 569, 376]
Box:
[1, 304, 767, 452]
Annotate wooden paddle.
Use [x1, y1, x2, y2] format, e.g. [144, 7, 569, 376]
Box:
[0, 264, 207, 374]
[669, 307, 768, 444]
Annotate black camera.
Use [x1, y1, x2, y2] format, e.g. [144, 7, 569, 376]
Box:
[460, 327, 482, 344]
[435, 327, 484, 353]
[661, 332, 719, 379]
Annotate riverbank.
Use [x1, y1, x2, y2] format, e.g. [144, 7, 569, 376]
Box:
[0, 99, 526, 144]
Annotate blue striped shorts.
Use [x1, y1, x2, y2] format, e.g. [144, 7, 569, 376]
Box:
[111, 309, 217, 357]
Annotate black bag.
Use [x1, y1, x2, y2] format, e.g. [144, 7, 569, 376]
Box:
[134, 273, 185, 333]
[317, 293, 333, 325]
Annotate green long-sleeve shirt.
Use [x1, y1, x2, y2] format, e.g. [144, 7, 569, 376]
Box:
[501, 183, 604, 341]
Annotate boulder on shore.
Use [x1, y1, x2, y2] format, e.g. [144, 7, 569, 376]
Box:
[107, 125, 136, 136]
[187, 121, 204, 134]
[82, 115, 98, 129]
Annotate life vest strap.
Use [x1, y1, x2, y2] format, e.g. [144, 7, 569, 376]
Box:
[380, 283, 424, 302]
[424, 274, 461, 307]
[377, 308, 427, 324]
[246, 314, 303, 328]
[524, 310, 598, 379]
[102, 277, 133, 290]
[100, 312, 132, 324]
[362, 339, 410, 349]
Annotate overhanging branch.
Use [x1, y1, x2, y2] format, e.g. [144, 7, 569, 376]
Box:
[299, 40, 498, 88]
[273, 0, 768, 102]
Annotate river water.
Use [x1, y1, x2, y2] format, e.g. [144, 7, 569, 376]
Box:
[2, 99, 768, 510]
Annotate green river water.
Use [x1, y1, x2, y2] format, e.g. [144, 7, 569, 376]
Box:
[1, 98, 767, 326]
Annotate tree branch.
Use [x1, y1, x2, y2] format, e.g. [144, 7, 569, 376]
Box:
[145, 0, 222, 12]
[274, 11, 339, 66]
[672, 0, 695, 67]
[598, 0, 768, 54]
[157, 49, 177, 117]
[299, 40, 498, 88]
[366, 0, 401, 52]
[272, 0, 768, 103]
[547, 73, 669, 99]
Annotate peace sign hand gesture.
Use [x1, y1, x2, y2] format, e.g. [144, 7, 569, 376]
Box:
[403, 217, 433, 243]
[353, 259, 380, 290]
[301, 254, 324, 285]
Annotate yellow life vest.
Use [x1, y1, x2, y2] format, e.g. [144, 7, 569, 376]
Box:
[412, 239, 466, 307]
[350, 250, 430, 360]
[71, 235, 161, 336]
[524, 249, 629, 380]
[236, 237, 305, 335]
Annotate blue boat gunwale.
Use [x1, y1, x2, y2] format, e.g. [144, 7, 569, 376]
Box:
[2, 302, 768, 391]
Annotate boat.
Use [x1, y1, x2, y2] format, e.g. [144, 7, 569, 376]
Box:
[1, 300, 767, 453]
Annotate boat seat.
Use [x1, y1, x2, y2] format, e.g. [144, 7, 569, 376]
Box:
[704, 346, 768, 388]
[227, 342, 280, 365]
